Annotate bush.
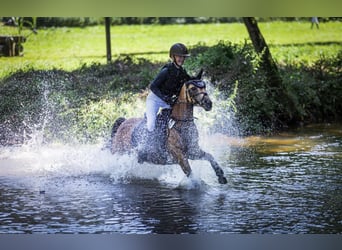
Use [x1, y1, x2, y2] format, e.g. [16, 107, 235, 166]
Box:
[282, 51, 342, 123]
[0, 57, 161, 145]
[36, 17, 102, 27]
[34, 17, 242, 27]
[188, 41, 342, 135]
[1, 42, 341, 145]
[188, 41, 279, 134]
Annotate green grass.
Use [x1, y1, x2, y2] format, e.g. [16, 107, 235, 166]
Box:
[1, 21, 341, 78]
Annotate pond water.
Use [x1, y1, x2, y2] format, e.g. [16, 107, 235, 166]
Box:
[0, 124, 341, 234]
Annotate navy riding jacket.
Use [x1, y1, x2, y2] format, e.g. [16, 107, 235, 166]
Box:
[150, 62, 191, 105]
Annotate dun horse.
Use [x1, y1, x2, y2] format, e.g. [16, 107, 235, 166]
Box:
[109, 79, 227, 184]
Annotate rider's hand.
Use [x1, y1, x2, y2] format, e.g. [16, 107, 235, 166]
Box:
[164, 95, 177, 105]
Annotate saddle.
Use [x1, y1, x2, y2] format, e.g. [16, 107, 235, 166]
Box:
[132, 109, 172, 164]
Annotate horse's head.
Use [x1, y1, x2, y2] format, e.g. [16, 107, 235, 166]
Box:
[185, 79, 212, 111]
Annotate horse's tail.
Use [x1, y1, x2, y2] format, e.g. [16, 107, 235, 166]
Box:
[111, 117, 126, 138]
[102, 117, 126, 151]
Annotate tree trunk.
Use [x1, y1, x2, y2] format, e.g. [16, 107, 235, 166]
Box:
[243, 17, 296, 125]
[243, 17, 282, 88]
[105, 17, 112, 63]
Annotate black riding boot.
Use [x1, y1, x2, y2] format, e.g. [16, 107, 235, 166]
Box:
[137, 129, 168, 164]
[137, 109, 171, 164]
[137, 130, 156, 164]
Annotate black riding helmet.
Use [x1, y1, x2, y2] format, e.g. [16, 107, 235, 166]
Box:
[169, 43, 190, 58]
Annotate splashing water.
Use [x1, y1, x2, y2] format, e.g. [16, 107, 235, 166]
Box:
[3, 74, 341, 233]
[1, 76, 235, 189]
[0, 141, 226, 189]
[0, 91, 231, 190]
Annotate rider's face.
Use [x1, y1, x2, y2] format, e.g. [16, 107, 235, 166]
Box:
[174, 55, 186, 66]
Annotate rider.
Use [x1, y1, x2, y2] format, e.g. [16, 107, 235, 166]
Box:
[138, 43, 202, 164]
[146, 43, 192, 132]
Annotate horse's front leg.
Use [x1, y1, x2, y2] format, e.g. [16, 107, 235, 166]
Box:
[190, 149, 227, 184]
[167, 129, 192, 177]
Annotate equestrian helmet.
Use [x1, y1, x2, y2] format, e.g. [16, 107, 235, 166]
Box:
[169, 43, 190, 58]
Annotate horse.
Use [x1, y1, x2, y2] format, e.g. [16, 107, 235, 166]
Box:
[109, 79, 227, 184]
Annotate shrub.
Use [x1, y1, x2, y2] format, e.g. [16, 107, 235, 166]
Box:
[1, 42, 341, 145]
[282, 51, 342, 123]
[0, 57, 161, 145]
[188, 41, 342, 135]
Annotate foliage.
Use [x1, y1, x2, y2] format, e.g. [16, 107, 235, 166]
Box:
[188, 41, 273, 134]
[188, 41, 342, 135]
[3, 17, 341, 27]
[0, 57, 161, 145]
[282, 51, 342, 123]
[36, 17, 101, 27]
[0, 22, 341, 144]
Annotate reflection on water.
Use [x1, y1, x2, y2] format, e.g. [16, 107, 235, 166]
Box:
[0, 124, 341, 233]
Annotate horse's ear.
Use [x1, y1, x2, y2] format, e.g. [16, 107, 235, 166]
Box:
[195, 68, 203, 80]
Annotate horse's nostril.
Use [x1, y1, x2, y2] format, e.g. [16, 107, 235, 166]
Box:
[204, 99, 212, 111]
[207, 102, 212, 111]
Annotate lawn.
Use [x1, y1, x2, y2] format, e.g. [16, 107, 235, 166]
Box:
[0, 21, 341, 78]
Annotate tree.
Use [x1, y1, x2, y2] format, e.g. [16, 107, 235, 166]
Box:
[243, 17, 296, 126]
[243, 17, 282, 88]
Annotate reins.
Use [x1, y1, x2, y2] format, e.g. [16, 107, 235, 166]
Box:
[170, 83, 204, 124]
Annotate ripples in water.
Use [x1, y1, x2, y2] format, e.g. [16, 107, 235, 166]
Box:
[0, 124, 341, 233]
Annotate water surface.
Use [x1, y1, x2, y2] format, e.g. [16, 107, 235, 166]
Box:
[0, 124, 341, 233]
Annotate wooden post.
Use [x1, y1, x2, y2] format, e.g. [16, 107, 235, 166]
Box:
[0, 36, 26, 57]
[105, 17, 112, 63]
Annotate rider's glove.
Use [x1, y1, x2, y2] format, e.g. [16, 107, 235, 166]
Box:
[164, 95, 177, 105]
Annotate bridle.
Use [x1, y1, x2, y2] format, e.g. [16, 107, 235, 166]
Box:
[170, 80, 209, 124]
[184, 80, 208, 106]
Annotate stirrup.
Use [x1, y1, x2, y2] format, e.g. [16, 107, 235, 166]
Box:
[137, 151, 147, 164]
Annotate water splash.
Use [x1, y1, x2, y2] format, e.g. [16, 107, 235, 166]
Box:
[0, 137, 232, 192]
[0, 76, 236, 188]
[195, 80, 239, 136]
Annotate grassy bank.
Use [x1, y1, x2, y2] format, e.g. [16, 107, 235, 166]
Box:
[1, 21, 341, 78]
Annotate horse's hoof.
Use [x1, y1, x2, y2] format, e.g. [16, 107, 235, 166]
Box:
[218, 176, 227, 184]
